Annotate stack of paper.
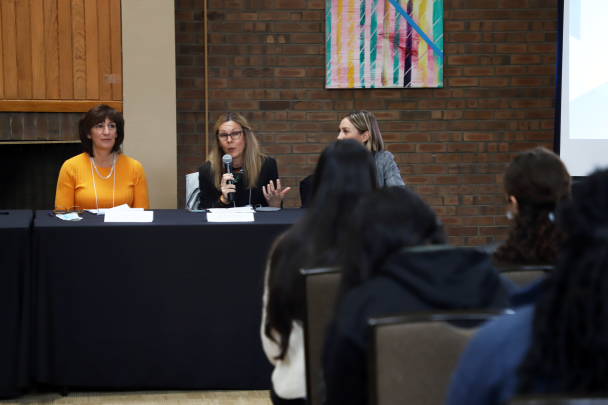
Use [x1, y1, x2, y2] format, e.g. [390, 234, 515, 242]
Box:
[206, 207, 255, 222]
[95, 204, 154, 223]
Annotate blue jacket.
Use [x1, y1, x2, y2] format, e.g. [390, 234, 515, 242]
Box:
[445, 279, 544, 405]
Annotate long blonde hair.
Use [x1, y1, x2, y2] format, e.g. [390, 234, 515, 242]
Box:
[208, 112, 264, 190]
[343, 110, 384, 153]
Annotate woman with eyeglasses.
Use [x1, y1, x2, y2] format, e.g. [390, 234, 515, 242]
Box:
[55, 104, 149, 211]
[198, 112, 290, 208]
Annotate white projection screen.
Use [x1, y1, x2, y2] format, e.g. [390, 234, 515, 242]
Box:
[557, 0, 608, 176]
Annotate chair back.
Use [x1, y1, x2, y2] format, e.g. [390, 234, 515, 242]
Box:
[368, 310, 509, 405]
[498, 265, 554, 287]
[509, 398, 608, 405]
[186, 172, 200, 210]
[300, 267, 342, 405]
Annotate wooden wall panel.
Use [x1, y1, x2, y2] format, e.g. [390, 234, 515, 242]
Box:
[97, 0, 111, 101]
[30, 0, 46, 100]
[0, 0, 122, 112]
[84, 0, 98, 100]
[71, 0, 86, 99]
[2, 1, 19, 100]
[58, 0, 73, 99]
[15, 0, 33, 99]
[44, 0, 60, 99]
[110, 0, 122, 101]
[0, 5, 5, 99]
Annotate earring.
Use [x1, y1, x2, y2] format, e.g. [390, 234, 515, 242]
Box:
[506, 211, 513, 220]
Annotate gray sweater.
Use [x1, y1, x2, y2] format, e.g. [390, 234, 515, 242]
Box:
[375, 150, 405, 187]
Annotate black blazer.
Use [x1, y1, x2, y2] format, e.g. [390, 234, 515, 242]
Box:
[198, 156, 279, 209]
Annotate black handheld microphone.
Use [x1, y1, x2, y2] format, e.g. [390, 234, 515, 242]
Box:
[222, 154, 234, 203]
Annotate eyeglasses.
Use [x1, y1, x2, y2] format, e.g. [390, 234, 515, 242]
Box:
[53, 206, 84, 215]
[218, 131, 243, 142]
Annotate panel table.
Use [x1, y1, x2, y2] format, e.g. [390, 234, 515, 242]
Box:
[33, 209, 304, 390]
[0, 210, 32, 398]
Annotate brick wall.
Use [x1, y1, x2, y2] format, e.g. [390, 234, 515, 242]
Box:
[175, 0, 558, 246]
[0, 113, 81, 141]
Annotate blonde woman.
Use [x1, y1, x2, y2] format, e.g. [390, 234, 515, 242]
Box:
[198, 112, 290, 208]
[337, 110, 405, 187]
[300, 110, 404, 206]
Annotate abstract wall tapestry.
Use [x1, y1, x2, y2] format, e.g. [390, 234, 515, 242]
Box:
[325, 0, 444, 89]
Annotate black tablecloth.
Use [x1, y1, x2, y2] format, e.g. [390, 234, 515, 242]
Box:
[0, 210, 32, 398]
[33, 209, 304, 389]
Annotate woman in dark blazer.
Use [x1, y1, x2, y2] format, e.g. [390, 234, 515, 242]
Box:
[199, 112, 290, 208]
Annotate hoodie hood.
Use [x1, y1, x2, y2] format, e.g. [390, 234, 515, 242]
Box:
[378, 245, 508, 309]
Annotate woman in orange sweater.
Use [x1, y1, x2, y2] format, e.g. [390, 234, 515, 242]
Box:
[55, 104, 149, 210]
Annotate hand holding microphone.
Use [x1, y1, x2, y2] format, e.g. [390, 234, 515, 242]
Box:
[221, 154, 235, 203]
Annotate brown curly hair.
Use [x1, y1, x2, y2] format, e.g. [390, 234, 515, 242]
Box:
[493, 147, 571, 265]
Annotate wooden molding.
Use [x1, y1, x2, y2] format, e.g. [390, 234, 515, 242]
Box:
[0, 100, 123, 112]
[0, 140, 81, 145]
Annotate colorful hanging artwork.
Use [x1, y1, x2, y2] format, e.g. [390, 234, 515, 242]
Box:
[325, 0, 444, 89]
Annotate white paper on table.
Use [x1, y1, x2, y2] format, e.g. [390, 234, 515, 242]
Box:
[206, 212, 254, 222]
[85, 204, 144, 216]
[207, 207, 255, 214]
[104, 210, 154, 223]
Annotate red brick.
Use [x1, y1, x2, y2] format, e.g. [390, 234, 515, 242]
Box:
[293, 144, 323, 153]
[261, 145, 291, 154]
[449, 78, 479, 87]
[226, 101, 258, 110]
[447, 55, 479, 65]
[307, 112, 337, 121]
[386, 144, 416, 153]
[511, 55, 541, 64]
[434, 176, 462, 185]
[403, 176, 431, 185]
[275, 68, 306, 77]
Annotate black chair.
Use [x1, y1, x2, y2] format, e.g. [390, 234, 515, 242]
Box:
[368, 310, 511, 405]
[509, 397, 608, 405]
[300, 267, 342, 405]
[300, 174, 314, 208]
[498, 265, 554, 287]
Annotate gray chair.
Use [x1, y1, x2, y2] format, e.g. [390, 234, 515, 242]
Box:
[300, 267, 342, 405]
[498, 265, 554, 287]
[368, 310, 510, 405]
[509, 398, 608, 405]
[186, 172, 200, 210]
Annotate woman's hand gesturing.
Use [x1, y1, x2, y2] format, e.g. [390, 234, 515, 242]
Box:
[263, 179, 291, 208]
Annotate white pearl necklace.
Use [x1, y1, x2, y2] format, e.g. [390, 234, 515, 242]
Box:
[90, 152, 116, 179]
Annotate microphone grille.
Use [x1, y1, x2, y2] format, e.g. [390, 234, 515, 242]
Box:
[222, 154, 233, 164]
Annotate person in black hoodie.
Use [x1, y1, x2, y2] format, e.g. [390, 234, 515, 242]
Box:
[322, 187, 512, 405]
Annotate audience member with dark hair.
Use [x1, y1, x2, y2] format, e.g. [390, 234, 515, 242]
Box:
[322, 187, 511, 405]
[446, 168, 608, 405]
[261, 139, 377, 405]
[492, 147, 571, 265]
[55, 104, 149, 210]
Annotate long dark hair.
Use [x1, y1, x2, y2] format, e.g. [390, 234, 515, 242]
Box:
[338, 187, 446, 302]
[518, 168, 608, 393]
[494, 147, 571, 265]
[265, 139, 377, 359]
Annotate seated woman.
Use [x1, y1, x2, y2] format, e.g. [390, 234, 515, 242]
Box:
[322, 187, 511, 405]
[300, 110, 404, 207]
[55, 104, 149, 210]
[490, 147, 571, 265]
[262, 140, 377, 404]
[199, 112, 289, 208]
[446, 168, 608, 405]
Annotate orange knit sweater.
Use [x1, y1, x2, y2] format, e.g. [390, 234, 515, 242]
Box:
[55, 153, 150, 209]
